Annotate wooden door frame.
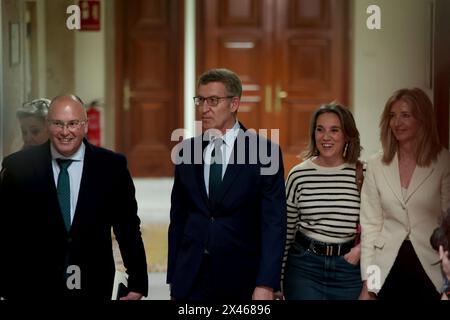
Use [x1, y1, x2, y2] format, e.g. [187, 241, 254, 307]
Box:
[114, 0, 185, 156]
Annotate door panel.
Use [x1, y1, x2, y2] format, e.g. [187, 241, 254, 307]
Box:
[199, 0, 348, 174]
[218, 0, 262, 27]
[202, 0, 272, 132]
[116, 0, 183, 176]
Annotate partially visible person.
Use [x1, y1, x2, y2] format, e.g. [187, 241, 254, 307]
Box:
[359, 88, 450, 300]
[16, 98, 50, 148]
[282, 103, 363, 300]
[430, 208, 450, 300]
[167, 68, 286, 301]
[0, 95, 148, 300]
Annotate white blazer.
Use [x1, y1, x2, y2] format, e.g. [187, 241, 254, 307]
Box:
[360, 149, 450, 293]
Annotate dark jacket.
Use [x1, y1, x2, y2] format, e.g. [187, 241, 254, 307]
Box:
[0, 140, 148, 299]
[167, 124, 286, 299]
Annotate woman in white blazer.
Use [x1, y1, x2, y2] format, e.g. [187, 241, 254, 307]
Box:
[359, 88, 450, 300]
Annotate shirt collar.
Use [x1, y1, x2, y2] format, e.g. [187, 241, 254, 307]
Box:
[208, 121, 240, 147]
[51, 141, 85, 162]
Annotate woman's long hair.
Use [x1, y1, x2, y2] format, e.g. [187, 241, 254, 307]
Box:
[379, 88, 441, 166]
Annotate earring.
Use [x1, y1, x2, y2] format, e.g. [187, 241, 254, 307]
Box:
[343, 143, 349, 158]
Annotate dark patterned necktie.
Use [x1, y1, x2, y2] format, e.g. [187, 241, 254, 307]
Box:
[209, 139, 223, 200]
[57, 159, 73, 231]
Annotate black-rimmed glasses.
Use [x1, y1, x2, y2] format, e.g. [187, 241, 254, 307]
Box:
[193, 96, 234, 107]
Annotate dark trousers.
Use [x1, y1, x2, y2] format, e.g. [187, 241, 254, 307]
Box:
[186, 254, 253, 301]
[378, 240, 440, 300]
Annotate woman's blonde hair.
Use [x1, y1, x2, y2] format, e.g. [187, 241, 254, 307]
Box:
[379, 88, 441, 166]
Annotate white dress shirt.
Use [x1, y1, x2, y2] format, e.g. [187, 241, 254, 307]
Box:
[204, 121, 240, 196]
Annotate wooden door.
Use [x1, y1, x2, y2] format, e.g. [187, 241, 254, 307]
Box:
[116, 0, 183, 176]
[198, 0, 348, 174]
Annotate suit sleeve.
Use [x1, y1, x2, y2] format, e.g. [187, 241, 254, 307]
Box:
[112, 155, 148, 296]
[256, 145, 287, 291]
[0, 157, 16, 299]
[0, 162, 6, 297]
[360, 158, 384, 282]
[167, 164, 188, 285]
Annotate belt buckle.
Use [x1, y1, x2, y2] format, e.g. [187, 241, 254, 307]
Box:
[326, 245, 334, 256]
[325, 244, 342, 256]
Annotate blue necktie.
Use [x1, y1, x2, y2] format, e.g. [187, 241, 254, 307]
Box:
[209, 139, 223, 201]
[57, 159, 73, 231]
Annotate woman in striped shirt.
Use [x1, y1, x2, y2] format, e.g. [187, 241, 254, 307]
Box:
[282, 103, 363, 300]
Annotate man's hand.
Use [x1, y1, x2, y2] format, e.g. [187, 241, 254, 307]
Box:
[120, 291, 143, 300]
[252, 286, 273, 300]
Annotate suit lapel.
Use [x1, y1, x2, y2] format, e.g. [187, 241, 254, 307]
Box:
[405, 165, 434, 203]
[194, 137, 210, 208]
[35, 142, 68, 234]
[381, 153, 405, 206]
[213, 127, 247, 205]
[70, 141, 93, 235]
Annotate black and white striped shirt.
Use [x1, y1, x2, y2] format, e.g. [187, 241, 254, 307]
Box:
[282, 158, 364, 271]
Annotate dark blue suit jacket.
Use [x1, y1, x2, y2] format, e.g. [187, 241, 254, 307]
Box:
[0, 140, 148, 299]
[167, 124, 286, 299]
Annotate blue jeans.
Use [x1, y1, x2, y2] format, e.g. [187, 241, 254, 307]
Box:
[283, 240, 362, 300]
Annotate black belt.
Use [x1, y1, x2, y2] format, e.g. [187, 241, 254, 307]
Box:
[295, 232, 354, 256]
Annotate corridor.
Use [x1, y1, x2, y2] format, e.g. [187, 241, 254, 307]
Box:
[113, 178, 172, 300]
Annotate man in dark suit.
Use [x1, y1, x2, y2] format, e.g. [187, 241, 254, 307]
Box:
[167, 69, 286, 300]
[0, 95, 148, 300]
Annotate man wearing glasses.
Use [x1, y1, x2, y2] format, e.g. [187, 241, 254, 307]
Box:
[0, 95, 148, 300]
[167, 69, 286, 301]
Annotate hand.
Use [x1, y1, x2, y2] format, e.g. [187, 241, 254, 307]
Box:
[120, 291, 143, 300]
[252, 286, 273, 300]
[358, 281, 377, 300]
[439, 245, 450, 280]
[343, 243, 361, 265]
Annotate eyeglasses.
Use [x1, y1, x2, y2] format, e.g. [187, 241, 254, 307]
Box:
[193, 96, 234, 107]
[48, 120, 87, 131]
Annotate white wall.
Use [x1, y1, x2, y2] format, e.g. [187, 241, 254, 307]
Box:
[351, 0, 434, 159]
[1, 0, 26, 155]
[74, 0, 105, 107]
[74, 0, 106, 146]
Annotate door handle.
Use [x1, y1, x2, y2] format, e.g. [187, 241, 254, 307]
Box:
[264, 85, 272, 113]
[275, 85, 287, 113]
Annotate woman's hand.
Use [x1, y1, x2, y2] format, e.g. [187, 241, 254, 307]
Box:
[343, 243, 361, 265]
